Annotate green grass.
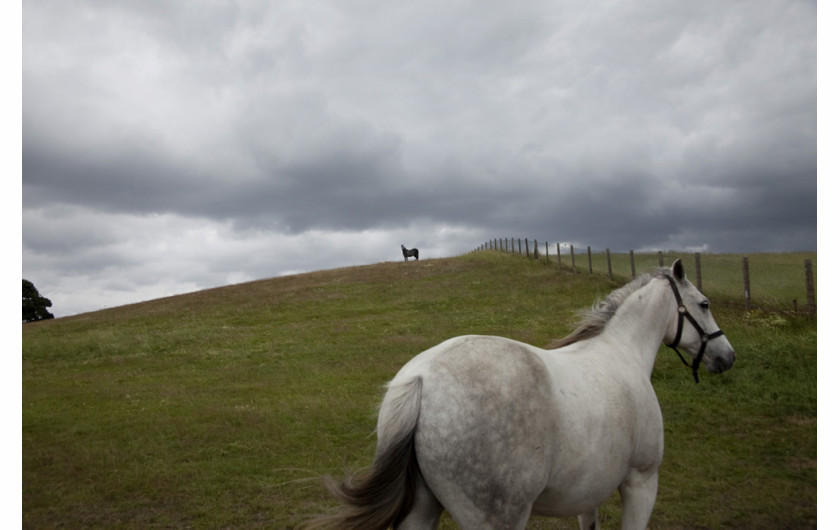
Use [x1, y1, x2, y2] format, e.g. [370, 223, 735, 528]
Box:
[22, 252, 816, 528]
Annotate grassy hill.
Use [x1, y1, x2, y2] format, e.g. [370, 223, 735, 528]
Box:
[22, 251, 816, 528]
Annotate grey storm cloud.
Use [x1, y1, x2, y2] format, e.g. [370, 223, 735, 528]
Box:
[22, 0, 816, 316]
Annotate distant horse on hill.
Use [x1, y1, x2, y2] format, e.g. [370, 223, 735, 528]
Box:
[401, 245, 419, 261]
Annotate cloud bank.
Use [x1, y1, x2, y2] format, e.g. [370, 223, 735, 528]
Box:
[23, 0, 817, 316]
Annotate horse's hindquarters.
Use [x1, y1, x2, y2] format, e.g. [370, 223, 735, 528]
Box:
[407, 337, 557, 527]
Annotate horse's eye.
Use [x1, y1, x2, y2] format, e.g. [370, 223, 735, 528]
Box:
[700, 301, 710, 310]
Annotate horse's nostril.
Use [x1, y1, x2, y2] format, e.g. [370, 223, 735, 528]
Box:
[725, 351, 736, 369]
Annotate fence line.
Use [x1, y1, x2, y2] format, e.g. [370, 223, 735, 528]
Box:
[474, 238, 816, 314]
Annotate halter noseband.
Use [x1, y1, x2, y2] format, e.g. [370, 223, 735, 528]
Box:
[664, 274, 726, 383]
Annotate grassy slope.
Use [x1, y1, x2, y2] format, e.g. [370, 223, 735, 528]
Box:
[22, 252, 816, 528]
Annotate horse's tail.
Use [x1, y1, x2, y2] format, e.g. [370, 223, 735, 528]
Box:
[305, 377, 423, 530]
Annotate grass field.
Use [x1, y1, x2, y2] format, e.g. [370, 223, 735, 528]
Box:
[22, 251, 816, 528]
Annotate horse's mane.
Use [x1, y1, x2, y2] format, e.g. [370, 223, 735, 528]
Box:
[545, 268, 670, 349]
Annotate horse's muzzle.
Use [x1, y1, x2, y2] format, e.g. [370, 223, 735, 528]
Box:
[707, 350, 735, 373]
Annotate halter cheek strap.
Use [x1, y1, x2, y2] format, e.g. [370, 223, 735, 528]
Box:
[664, 275, 726, 383]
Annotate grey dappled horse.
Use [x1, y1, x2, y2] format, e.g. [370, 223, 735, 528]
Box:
[309, 259, 735, 529]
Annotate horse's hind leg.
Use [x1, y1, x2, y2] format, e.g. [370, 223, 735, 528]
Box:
[398, 482, 442, 529]
[397, 473, 443, 530]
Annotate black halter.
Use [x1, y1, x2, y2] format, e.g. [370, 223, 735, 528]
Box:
[664, 274, 726, 383]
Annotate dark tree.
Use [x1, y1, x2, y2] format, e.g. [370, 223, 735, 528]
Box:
[23, 279, 54, 323]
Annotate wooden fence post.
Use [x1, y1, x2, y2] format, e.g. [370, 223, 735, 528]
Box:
[658, 251, 663, 267]
[571, 245, 577, 273]
[533, 239, 539, 260]
[518, 238, 522, 255]
[742, 256, 751, 311]
[556, 243, 561, 268]
[805, 259, 816, 313]
[694, 252, 702, 292]
[606, 248, 613, 280]
[630, 250, 636, 279]
[525, 238, 530, 258]
[545, 241, 549, 263]
[587, 246, 593, 275]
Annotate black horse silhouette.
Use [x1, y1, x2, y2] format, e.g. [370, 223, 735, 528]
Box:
[401, 245, 419, 261]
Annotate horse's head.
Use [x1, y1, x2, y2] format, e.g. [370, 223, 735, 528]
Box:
[664, 259, 735, 377]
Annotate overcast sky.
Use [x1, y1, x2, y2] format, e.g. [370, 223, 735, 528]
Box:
[22, 0, 817, 318]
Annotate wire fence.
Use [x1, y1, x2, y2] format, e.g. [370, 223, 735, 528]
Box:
[474, 237, 817, 314]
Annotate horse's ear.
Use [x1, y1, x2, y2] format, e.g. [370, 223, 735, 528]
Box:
[671, 259, 685, 282]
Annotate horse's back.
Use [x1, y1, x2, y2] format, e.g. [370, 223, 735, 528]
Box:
[394, 336, 558, 526]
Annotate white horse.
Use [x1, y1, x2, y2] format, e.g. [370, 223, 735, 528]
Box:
[308, 259, 735, 530]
